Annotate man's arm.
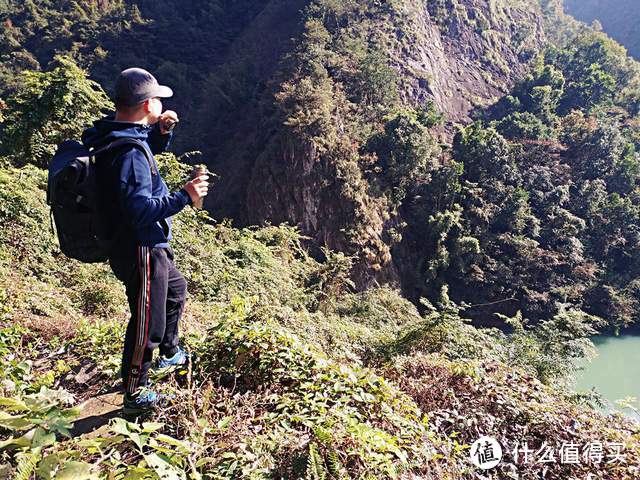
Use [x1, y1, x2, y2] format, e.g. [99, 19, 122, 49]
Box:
[147, 122, 173, 154]
[147, 110, 179, 154]
[116, 148, 191, 227]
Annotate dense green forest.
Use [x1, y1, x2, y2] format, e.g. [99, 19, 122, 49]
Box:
[1, 0, 640, 478]
[425, 31, 640, 329]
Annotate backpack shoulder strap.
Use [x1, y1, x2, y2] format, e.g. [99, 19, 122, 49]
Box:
[90, 138, 157, 175]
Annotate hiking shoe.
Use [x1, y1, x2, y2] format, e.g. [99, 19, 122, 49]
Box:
[122, 388, 173, 415]
[157, 346, 190, 369]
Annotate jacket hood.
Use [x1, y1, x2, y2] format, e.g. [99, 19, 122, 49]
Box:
[81, 116, 155, 150]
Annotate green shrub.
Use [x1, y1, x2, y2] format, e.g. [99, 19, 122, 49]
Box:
[194, 303, 439, 479]
[0, 56, 112, 167]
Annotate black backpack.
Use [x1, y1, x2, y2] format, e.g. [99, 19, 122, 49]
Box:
[47, 138, 155, 263]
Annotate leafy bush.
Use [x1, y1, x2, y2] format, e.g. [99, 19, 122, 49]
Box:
[194, 305, 440, 479]
[366, 108, 440, 205]
[0, 56, 111, 167]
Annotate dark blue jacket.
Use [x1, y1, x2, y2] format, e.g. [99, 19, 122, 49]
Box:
[81, 116, 192, 250]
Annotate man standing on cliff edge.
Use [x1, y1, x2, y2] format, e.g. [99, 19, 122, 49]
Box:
[81, 68, 209, 414]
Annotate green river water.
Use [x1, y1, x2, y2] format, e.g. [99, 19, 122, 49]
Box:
[573, 334, 640, 420]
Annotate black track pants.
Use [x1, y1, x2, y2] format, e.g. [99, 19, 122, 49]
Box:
[109, 245, 187, 393]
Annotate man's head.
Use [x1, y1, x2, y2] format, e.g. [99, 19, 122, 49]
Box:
[113, 68, 173, 124]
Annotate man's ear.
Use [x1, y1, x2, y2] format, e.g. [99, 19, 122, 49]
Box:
[142, 99, 152, 114]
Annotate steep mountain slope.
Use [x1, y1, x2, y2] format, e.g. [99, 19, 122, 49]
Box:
[4, 0, 640, 330]
[193, 0, 640, 331]
[0, 0, 274, 151]
[196, 0, 550, 289]
[564, 0, 640, 58]
[395, 0, 547, 120]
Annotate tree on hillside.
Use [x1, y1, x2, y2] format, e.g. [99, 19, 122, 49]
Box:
[0, 56, 112, 167]
[366, 108, 440, 205]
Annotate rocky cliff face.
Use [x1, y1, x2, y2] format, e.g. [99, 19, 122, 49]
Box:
[197, 0, 550, 290]
[396, 0, 546, 122]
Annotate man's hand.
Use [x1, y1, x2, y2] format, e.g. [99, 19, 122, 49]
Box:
[183, 174, 209, 205]
[159, 110, 179, 134]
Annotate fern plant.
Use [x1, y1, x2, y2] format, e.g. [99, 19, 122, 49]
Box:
[305, 442, 327, 480]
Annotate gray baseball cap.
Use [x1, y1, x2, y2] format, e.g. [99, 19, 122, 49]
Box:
[114, 67, 173, 106]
